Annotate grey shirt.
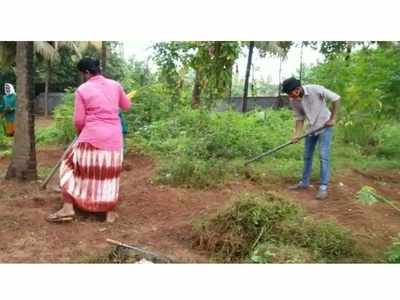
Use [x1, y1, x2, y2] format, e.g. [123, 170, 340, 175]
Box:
[290, 84, 340, 133]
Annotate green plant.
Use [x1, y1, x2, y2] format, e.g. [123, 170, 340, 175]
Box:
[356, 186, 400, 213]
[192, 192, 361, 263]
[385, 234, 400, 263]
[36, 92, 75, 145]
[250, 243, 311, 263]
[373, 123, 400, 159]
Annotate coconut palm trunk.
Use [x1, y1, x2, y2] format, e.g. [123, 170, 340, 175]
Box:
[6, 42, 37, 180]
[101, 41, 107, 75]
[191, 70, 201, 108]
[242, 41, 254, 113]
[44, 61, 51, 117]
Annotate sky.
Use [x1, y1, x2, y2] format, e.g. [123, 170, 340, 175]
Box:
[122, 41, 324, 84]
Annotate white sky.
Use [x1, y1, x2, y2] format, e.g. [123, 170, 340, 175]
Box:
[123, 41, 324, 84]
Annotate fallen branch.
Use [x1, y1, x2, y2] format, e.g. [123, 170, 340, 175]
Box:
[106, 238, 179, 263]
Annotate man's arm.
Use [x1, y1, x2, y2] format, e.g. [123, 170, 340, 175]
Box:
[292, 119, 304, 143]
[321, 86, 341, 127]
[325, 100, 340, 126]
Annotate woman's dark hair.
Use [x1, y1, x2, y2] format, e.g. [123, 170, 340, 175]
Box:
[77, 58, 101, 75]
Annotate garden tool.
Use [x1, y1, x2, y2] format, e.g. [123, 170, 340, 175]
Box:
[40, 137, 78, 190]
[244, 125, 328, 179]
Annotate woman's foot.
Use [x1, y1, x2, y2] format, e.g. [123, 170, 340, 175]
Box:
[46, 203, 75, 223]
[106, 211, 118, 223]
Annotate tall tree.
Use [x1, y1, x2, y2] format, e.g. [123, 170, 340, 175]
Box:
[101, 41, 107, 75]
[192, 70, 201, 108]
[242, 41, 254, 113]
[6, 42, 37, 180]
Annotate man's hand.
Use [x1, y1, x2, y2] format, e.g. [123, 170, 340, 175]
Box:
[291, 134, 301, 144]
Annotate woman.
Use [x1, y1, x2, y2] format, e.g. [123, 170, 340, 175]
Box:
[47, 58, 132, 223]
[0, 83, 16, 137]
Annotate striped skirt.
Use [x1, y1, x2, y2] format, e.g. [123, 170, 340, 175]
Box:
[60, 142, 123, 212]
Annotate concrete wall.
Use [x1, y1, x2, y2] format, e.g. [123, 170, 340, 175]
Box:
[215, 96, 290, 112]
[34, 92, 65, 115]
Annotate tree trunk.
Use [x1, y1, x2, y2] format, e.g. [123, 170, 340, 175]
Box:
[345, 41, 352, 62]
[242, 41, 254, 113]
[6, 42, 37, 181]
[299, 42, 304, 82]
[101, 41, 107, 75]
[44, 61, 51, 117]
[191, 70, 201, 108]
[277, 56, 283, 108]
[225, 65, 233, 99]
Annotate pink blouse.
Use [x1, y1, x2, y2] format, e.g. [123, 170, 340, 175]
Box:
[74, 75, 132, 151]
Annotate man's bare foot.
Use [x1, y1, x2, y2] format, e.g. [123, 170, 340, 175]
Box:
[106, 211, 119, 223]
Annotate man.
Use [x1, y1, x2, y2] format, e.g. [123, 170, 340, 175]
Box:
[281, 77, 341, 200]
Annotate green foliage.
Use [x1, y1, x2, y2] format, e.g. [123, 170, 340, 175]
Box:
[373, 123, 400, 159]
[356, 186, 380, 205]
[153, 41, 241, 105]
[36, 92, 75, 145]
[193, 192, 360, 263]
[356, 185, 400, 213]
[306, 46, 400, 119]
[156, 156, 232, 188]
[136, 108, 297, 160]
[133, 108, 304, 187]
[250, 243, 311, 263]
[385, 234, 400, 263]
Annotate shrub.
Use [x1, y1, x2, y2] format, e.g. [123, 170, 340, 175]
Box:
[373, 123, 400, 159]
[192, 192, 361, 263]
[36, 92, 75, 145]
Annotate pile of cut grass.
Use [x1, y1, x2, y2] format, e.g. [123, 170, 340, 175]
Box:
[192, 192, 364, 263]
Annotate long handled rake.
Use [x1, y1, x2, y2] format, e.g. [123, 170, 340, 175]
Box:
[244, 125, 328, 178]
[40, 137, 78, 190]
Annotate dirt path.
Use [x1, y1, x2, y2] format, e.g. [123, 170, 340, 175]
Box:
[0, 149, 399, 263]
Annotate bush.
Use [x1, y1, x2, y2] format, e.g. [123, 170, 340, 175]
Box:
[373, 123, 400, 159]
[192, 192, 361, 263]
[135, 108, 305, 187]
[156, 156, 234, 188]
[36, 92, 75, 145]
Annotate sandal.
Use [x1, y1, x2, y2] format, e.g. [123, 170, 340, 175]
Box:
[46, 212, 75, 223]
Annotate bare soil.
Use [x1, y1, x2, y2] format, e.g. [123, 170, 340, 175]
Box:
[0, 147, 399, 263]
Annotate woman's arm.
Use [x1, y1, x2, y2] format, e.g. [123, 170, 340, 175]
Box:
[74, 91, 86, 134]
[118, 84, 132, 112]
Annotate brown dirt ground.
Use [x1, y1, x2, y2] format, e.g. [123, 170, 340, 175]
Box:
[0, 147, 399, 263]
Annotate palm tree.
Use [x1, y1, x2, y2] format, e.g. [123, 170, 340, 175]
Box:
[101, 41, 107, 75]
[5, 42, 37, 180]
[43, 41, 102, 116]
[241, 41, 292, 112]
[0, 41, 102, 180]
[242, 41, 254, 113]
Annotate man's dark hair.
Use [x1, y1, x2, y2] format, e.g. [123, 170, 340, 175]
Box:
[77, 58, 101, 75]
[281, 77, 301, 94]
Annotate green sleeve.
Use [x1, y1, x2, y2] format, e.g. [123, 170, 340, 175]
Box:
[119, 112, 128, 135]
[4, 94, 16, 112]
[0, 96, 4, 113]
[8, 94, 16, 111]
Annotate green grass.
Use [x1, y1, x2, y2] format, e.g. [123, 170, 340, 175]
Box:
[31, 97, 400, 188]
[192, 192, 364, 263]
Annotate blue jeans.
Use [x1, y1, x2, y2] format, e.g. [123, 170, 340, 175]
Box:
[301, 127, 333, 190]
